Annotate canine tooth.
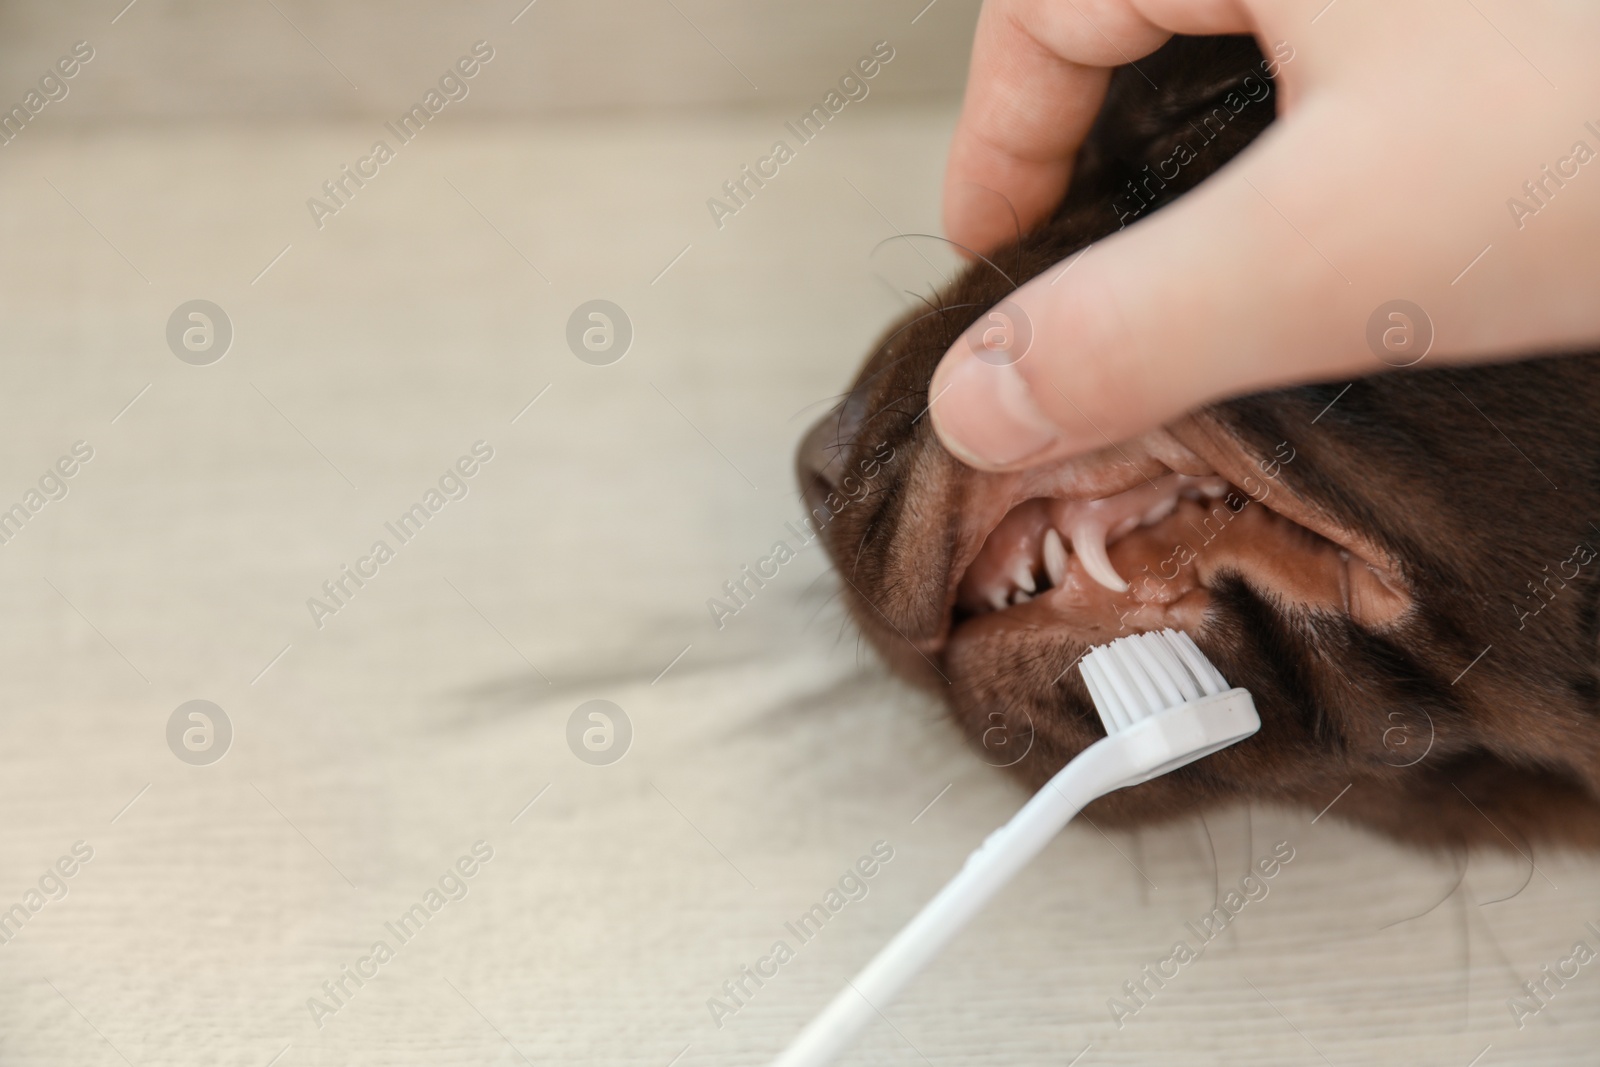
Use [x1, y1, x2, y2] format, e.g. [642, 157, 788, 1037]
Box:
[986, 586, 1010, 613]
[1069, 520, 1130, 593]
[1011, 561, 1036, 595]
[1043, 528, 1067, 587]
[1012, 590, 1033, 605]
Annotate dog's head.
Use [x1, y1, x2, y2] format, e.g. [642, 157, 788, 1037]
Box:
[799, 36, 1600, 850]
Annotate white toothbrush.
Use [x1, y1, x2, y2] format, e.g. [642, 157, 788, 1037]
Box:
[769, 629, 1260, 1067]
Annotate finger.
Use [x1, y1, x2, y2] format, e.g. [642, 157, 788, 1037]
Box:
[930, 113, 1383, 470]
[944, 0, 1256, 255]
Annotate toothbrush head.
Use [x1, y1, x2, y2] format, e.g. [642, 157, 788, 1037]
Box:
[1078, 629, 1261, 787]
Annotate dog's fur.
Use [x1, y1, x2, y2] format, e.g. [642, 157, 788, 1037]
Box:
[799, 36, 1600, 851]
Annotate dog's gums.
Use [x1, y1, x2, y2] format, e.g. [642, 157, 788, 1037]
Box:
[799, 35, 1600, 851]
[962, 475, 1237, 605]
[948, 429, 1411, 650]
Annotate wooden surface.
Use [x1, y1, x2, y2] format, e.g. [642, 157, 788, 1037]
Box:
[0, 103, 1595, 1066]
[0, 0, 979, 119]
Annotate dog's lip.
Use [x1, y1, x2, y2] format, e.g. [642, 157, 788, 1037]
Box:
[928, 414, 1411, 654]
[1168, 416, 1410, 610]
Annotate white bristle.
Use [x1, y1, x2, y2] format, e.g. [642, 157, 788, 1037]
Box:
[1078, 629, 1231, 734]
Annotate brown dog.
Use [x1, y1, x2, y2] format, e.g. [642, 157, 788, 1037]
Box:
[798, 35, 1600, 851]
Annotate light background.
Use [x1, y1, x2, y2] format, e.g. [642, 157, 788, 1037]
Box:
[0, 2, 1595, 1065]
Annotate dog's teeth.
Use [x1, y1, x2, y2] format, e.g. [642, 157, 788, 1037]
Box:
[1142, 495, 1177, 525]
[1043, 528, 1067, 587]
[1069, 520, 1129, 593]
[1012, 590, 1032, 605]
[1011, 561, 1036, 595]
[986, 586, 1009, 613]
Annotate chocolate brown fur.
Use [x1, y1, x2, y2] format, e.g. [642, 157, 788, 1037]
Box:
[800, 36, 1600, 851]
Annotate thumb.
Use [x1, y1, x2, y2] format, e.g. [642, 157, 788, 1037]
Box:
[928, 121, 1382, 471]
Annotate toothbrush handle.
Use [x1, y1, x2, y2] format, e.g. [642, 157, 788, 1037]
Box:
[769, 745, 1122, 1067]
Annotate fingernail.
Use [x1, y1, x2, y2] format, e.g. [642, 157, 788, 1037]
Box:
[931, 353, 1061, 468]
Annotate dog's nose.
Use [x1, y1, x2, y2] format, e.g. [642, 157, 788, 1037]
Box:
[798, 384, 873, 522]
[797, 409, 846, 519]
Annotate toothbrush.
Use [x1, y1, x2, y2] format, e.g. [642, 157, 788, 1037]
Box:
[769, 629, 1259, 1067]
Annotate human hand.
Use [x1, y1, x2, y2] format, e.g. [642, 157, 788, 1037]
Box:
[931, 0, 1600, 470]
